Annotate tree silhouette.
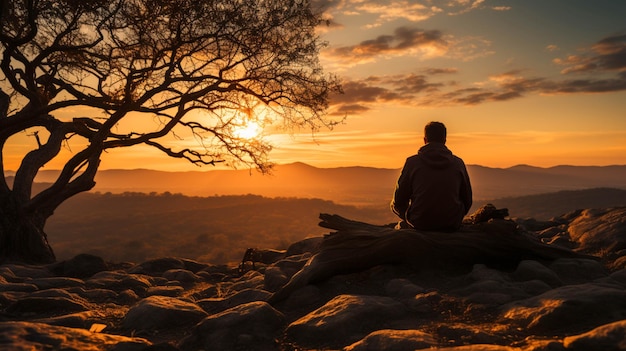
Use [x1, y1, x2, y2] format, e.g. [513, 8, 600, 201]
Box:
[0, 0, 341, 263]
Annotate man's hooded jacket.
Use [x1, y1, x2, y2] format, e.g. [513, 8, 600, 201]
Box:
[391, 142, 472, 231]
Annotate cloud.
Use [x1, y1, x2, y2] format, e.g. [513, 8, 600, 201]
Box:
[329, 34, 626, 111]
[545, 44, 559, 52]
[354, 1, 443, 28]
[322, 0, 506, 29]
[422, 67, 458, 75]
[323, 26, 448, 66]
[554, 33, 626, 74]
[329, 73, 445, 111]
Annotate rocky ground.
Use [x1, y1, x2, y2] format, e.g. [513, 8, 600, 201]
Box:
[1, 207, 626, 351]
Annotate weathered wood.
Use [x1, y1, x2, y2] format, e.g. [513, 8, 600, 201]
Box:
[268, 213, 596, 304]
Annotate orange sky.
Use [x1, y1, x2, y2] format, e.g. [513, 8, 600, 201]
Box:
[4, 0, 626, 172]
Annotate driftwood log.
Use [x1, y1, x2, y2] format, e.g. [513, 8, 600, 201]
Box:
[268, 214, 596, 304]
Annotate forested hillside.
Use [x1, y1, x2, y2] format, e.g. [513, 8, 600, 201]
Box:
[46, 188, 626, 264]
[46, 193, 396, 264]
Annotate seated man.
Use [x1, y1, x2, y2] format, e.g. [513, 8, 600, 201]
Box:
[391, 121, 472, 231]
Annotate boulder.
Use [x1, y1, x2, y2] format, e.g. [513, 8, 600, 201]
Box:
[0, 321, 151, 351]
[6, 296, 90, 316]
[548, 258, 608, 284]
[563, 319, 626, 351]
[122, 296, 208, 332]
[128, 257, 186, 276]
[179, 301, 285, 351]
[58, 254, 108, 279]
[501, 283, 626, 333]
[511, 260, 562, 287]
[568, 208, 626, 257]
[285, 294, 410, 348]
[344, 329, 437, 351]
[197, 288, 271, 314]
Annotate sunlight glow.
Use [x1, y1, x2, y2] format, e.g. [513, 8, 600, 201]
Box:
[234, 120, 263, 140]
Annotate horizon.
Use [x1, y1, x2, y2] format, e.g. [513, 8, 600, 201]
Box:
[6, 161, 626, 174]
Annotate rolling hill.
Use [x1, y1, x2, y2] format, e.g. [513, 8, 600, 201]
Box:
[20, 163, 626, 207]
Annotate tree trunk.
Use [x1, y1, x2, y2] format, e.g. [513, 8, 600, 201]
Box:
[0, 194, 55, 264]
[268, 214, 597, 304]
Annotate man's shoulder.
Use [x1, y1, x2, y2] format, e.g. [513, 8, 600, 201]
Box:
[452, 154, 469, 170]
[404, 154, 423, 165]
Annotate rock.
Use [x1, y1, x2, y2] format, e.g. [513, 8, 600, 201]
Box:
[407, 291, 441, 314]
[512, 260, 562, 287]
[469, 264, 510, 283]
[179, 258, 210, 273]
[179, 301, 285, 351]
[282, 285, 321, 309]
[0, 282, 38, 292]
[73, 287, 118, 303]
[33, 311, 97, 329]
[117, 289, 141, 305]
[161, 269, 201, 286]
[87, 271, 154, 294]
[501, 283, 626, 333]
[122, 296, 208, 332]
[128, 257, 186, 275]
[1, 264, 53, 279]
[568, 208, 626, 257]
[285, 237, 323, 256]
[28, 276, 85, 290]
[285, 294, 410, 348]
[563, 319, 626, 351]
[230, 270, 265, 291]
[427, 346, 521, 350]
[6, 296, 90, 316]
[437, 324, 504, 346]
[608, 268, 626, 286]
[197, 288, 271, 314]
[58, 253, 109, 279]
[0, 321, 151, 350]
[516, 280, 553, 296]
[548, 258, 607, 284]
[147, 285, 184, 297]
[263, 266, 289, 292]
[384, 278, 425, 298]
[344, 329, 437, 351]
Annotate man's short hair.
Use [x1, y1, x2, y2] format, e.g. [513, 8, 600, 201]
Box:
[425, 121, 446, 143]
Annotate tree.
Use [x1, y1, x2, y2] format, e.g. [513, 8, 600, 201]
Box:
[0, 0, 341, 263]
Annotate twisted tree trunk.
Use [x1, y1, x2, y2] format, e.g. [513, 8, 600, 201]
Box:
[268, 214, 596, 304]
[0, 193, 55, 264]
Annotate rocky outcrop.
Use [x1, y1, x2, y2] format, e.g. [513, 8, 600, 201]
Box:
[0, 207, 625, 350]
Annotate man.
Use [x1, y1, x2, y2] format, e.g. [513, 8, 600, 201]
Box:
[391, 121, 472, 231]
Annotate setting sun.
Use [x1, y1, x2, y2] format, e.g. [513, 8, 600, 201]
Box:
[234, 121, 263, 139]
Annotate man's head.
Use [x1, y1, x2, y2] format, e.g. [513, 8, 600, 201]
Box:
[424, 121, 446, 144]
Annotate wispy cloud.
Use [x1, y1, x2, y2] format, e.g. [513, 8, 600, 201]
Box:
[322, 27, 493, 69]
[354, 1, 443, 28]
[328, 0, 507, 28]
[323, 27, 448, 66]
[329, 73, 447, 113]
[554, 33, 626, 74]
[329, 34, 626, 111]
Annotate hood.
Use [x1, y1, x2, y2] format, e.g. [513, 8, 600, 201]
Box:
[417, 142, 454, 169]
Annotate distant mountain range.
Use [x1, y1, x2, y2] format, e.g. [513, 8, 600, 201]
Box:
[10, 162, 626, 207]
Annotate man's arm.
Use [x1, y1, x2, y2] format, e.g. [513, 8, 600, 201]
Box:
[459, 161, 473, 214]
[391, 160, 413, 219]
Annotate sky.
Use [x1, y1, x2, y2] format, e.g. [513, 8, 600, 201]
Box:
[259, 0, 626, 170]
[4, 0, 626, 172]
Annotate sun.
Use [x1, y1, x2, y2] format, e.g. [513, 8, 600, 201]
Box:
[234, 120, 263, 139]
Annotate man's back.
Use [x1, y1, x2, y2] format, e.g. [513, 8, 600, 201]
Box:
[391, 124, 472, 232]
